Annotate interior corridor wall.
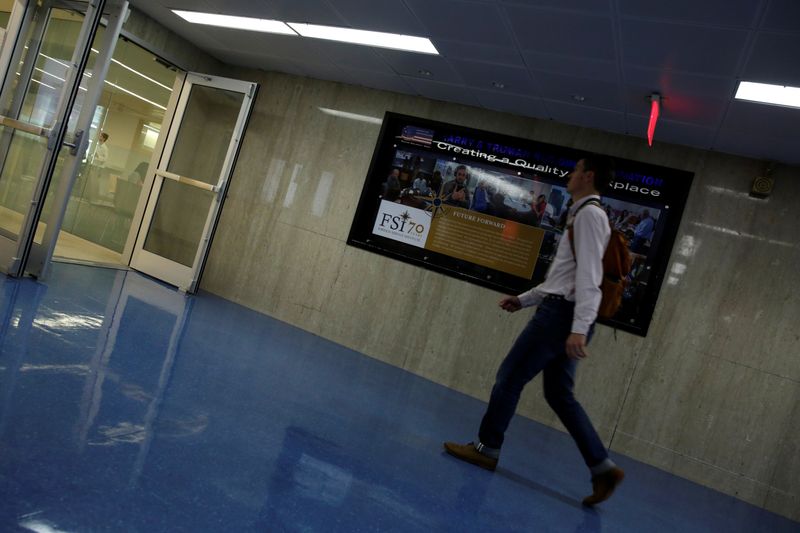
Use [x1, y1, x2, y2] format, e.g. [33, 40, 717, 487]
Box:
[200, 70, 800, 521]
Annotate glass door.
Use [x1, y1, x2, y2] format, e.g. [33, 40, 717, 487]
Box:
[0, 0, 127, 276]
[130, 74, 256, 293]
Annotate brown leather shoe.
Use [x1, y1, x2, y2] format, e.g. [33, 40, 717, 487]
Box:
[582, 467, 625, 506]
[443, 441, 498, 472]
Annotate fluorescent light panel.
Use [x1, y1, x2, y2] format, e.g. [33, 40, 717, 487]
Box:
[172, 10, 438, 55]
[172, 10, 295, 35]
[288, 23, 438, 54]
[735, 81, 800, 109]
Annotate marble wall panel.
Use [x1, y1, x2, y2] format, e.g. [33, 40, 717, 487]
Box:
[615, 347, 798, 504]
[203, 215, 343, 336]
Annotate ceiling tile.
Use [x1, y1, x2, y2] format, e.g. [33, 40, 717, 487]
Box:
[621, 19, 748, 76]
[627, 115, 717, 149]
[543, 100, 627, 134]
[153, 18, 229, 50]
[377, 50, 464, 84]
[434, 40, 524, 67]
[624, 88, 728, 127]
[472, 88, 548, 119]
[618, 0, 761, 27]
[498, 0, 611, 13]
[322, 68, 417, 95]
[533, 71, 624, 111]
[624, 66, 736, 100]
[401, 77, 481, 107]
[721, 100, 800, 139]
[199, 28, 330, 64]
[504, 6, 616, 60]
[449, 59, 538, 95]
[327, 0, 427, 35]
[201, 0, 346, 24]
[714, 130, 800, 166]
[761, 0, 800, 33]
[522, 51, 619, 83]
[404, 0, 516, 47]
[158, 0, 212, 10]
[318, 43, 395, 74]
[742, 32, 800, 86]
[623, 67, 734, 125]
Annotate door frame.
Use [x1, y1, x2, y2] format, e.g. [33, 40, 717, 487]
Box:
[28, 0, 130, 278]
[129, 73, 256, 292]
[0, 0, 129, 276]
[121, 70, 186, 265]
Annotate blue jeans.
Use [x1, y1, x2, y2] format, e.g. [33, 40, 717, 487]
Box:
[478, 297, 608, 468]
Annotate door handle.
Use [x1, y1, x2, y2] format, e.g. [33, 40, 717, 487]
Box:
[64, 129, 85, 156]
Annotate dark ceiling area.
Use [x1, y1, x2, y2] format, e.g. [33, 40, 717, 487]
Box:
[132, 0, 800, 166]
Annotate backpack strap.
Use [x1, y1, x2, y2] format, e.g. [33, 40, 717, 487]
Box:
[567, 199, 603, 260]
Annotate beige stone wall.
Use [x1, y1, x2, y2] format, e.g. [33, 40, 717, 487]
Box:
[201, 69, 800, 521]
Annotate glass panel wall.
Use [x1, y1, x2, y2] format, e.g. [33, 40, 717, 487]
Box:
[0, 3, 179, 262]
[142, 86, 243, 267]
[35, 21, 179, 263]
[0, 8, 84, 238]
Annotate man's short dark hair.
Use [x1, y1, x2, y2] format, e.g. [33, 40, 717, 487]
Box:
[581, 154, 615, 194]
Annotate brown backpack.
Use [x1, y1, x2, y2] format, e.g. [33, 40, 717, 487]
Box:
[568, 199, 633, 320]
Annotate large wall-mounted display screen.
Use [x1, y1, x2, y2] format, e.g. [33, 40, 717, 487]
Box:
[347, 113, 694, 336]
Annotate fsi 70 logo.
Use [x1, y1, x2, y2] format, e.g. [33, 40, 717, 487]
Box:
[372, 200, 431, 248]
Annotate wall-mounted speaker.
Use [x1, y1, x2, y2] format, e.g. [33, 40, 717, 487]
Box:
[750, 162, 775, 199]
[750, 175, 774, 198]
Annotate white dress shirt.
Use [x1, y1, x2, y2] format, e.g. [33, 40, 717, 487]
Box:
[93, 142, 108, 168]
[517, 195, 611, 335]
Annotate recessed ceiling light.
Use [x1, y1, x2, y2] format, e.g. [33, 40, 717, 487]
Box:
[287, 23, 438, 54]
[172, 10, 296, 35]
[492, 81, 505, 89]
[735, 81, 800, 109]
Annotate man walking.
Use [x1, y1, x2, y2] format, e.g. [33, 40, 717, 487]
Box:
[443, 155, 624, 506]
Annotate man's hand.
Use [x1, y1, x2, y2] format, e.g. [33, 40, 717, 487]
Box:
[566, 333, 588, 360]
[499, 295, 522, 313]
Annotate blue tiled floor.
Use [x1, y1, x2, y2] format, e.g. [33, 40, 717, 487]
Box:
[0, 263, 797, 532]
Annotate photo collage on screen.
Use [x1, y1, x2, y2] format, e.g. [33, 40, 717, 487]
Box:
[380, 147, 572, 273]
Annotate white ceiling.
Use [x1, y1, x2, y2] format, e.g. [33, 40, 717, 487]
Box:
[130, 0, 800, 166]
